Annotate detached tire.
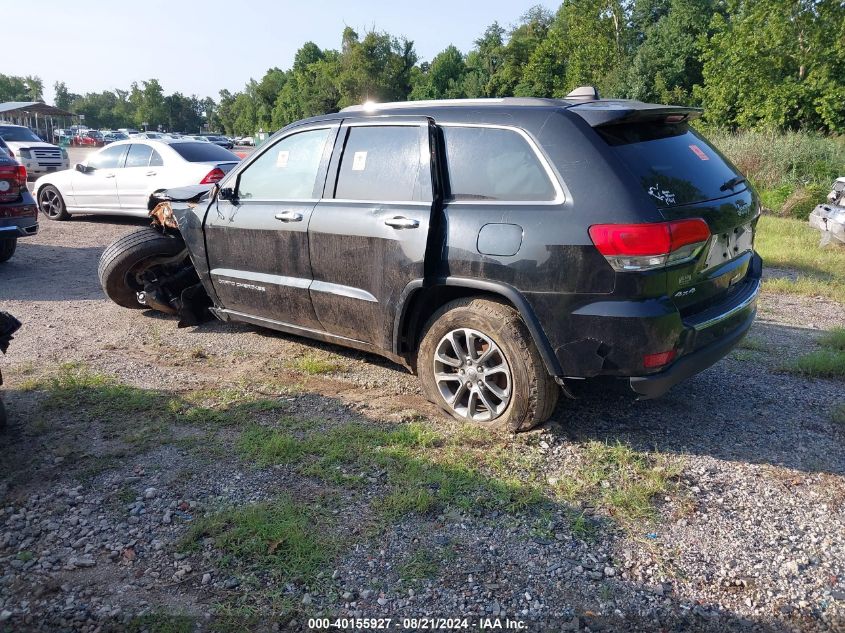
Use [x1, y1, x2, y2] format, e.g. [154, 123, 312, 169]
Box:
[0, 238, 16, 263]
[417, 297, 559, 432]
[98, 227, 186, 309]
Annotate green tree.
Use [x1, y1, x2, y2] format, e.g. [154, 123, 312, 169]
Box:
[625, 0, 715, 105]
[488, 6, 553, 97]
[698, 0, 845, 131]
[521, 0, 627, 98]
[410, 45, 468, 100]
[53, 81, 80, 111]
[336, 27, 417, 107]
[0, 74, 39, 102]
[463, 22, 506, 97]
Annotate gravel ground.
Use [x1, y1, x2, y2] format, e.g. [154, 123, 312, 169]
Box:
[0, 216, 843, 632]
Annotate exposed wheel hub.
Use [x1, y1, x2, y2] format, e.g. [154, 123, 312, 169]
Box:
[433, 328, 511, 422]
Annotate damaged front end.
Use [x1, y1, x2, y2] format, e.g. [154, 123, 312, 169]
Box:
[809, 178, 845, 246]
[144, 185, 217, 327]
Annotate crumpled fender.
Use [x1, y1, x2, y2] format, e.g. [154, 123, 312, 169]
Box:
[147, 186, 221, 307]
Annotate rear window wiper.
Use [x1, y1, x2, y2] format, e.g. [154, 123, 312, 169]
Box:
[719, 176, 746, 192]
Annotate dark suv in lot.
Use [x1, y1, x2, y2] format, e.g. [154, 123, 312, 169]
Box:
[0, 149, 37, 262]
[99, 93, 761, 431]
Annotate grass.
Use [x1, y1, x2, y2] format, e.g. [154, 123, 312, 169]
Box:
[182, 495, 336, 585]
[552, 440, 681, 525]
[126, 613, 195, 633]
[782, 328, 845, 379]
[706, 128, 844, 219]
[755, 216, 845, 304]
[833, 405, 845, 426]
[238, 419, 677, 531]
[288, 353, 342, 375]
[818, 328, 845, 351]
[237, 421, 545, 520]
[398, 548, 441, 582]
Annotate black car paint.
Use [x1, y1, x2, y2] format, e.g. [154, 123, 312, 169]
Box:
[156, 99, 761, 396]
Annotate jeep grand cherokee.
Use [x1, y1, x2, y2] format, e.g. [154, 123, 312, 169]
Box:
[97, 91, 762, 431]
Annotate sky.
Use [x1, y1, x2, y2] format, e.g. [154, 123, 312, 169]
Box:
[8, 0, 559, 105]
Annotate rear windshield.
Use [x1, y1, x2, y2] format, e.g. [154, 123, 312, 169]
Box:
[170, 142, 238, 162]
[0, 126, 41, 142]
[597, 122, 744, 208]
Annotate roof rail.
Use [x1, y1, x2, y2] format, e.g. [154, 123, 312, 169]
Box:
[565, 86, 600, 102]
[341, 97, 569, 112]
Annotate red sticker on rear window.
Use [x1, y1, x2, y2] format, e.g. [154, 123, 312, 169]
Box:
[689, 144, 709, 160]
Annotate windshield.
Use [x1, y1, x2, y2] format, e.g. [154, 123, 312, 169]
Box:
[0, 126, 42, 142]
[598, 122, 744, 208]
[170, 142, 238, 162]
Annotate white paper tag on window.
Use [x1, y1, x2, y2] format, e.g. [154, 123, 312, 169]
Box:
[351, 151, 367, 171]
[276, 150, 289, 168]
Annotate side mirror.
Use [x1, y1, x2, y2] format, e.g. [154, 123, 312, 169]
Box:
[75, 163, 91, 173]
[219, 186, 236, 201]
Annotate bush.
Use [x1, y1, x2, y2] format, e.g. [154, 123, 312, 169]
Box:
[780, 184, 828, 220]
[703, 128, 845, 189]
[701, 128, 844, 215]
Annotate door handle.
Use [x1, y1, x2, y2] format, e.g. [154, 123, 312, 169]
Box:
[104, 173, 115, 179]
[274, 210, 303, 222]
[384, 216, 420, 229]
[146, 171, 157, 176]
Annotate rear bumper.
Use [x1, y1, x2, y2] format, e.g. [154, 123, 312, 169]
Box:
[629, 298, 755, 398]
[0, 214, 38, 238]
[629, 256, 761, 398]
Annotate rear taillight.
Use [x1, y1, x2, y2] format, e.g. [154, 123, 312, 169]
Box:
[643, 349, 677, 368]
[588, 219, 710, 272]
[0, 164, 26, 202]
[199, 167, 225, 184]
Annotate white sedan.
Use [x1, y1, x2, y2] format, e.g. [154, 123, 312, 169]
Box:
[33, 139, 240, 220]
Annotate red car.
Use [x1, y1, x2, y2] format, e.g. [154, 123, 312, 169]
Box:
[73, 130, 105, 147]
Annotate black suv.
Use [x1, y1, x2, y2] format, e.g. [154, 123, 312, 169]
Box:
[99, 93, 761, 431]
[0, 146, 38, 263]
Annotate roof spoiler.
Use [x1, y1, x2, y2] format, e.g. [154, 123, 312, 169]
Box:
[569, 101, 703, 127]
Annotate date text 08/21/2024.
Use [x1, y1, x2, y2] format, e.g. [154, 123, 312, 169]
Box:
[306, 617, 528, 630]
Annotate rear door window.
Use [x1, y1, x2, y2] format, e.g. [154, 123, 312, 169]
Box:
[442, 126, 557, 202]
[597, 123, 744, 208]
[124, 144, 153, 168]
[334, 126, 426, 202]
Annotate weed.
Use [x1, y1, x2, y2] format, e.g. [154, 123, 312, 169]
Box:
[818, 328, 845, 351]
[182, 496, 336, 585]
[553, 440, 680, 525]
[833, 405, 845, 426]
[782, 349, 845, 379]
[289, 353, 341, 375]
[126, 612, 195, 633]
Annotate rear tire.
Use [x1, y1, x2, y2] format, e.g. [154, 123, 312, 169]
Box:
[417, 297, 559, 432]
[38, 185, 70, 221]
[0, 238, 16, 263]
[98, 228, 186, 309]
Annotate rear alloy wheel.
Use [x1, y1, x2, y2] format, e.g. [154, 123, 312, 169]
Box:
[433, 328, 512, 422]
[0, 238, 16, 263]
[418, 297, 559, 432]
[38, 185, 70, 221]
